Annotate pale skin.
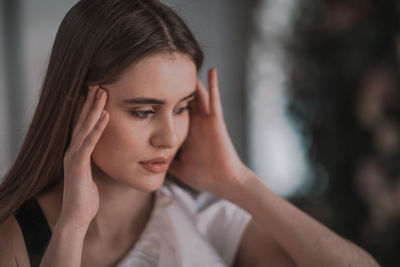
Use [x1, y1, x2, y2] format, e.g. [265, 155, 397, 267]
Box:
[0, 52, 380, 267]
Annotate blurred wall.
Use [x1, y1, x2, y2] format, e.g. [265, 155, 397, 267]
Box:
[0, 1, 11, 178]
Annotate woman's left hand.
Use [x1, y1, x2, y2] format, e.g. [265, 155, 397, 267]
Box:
[167, 68, 251, 198]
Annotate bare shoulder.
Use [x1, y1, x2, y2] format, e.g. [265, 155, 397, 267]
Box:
[0, 215, 30, 267]
[233, 218, 296, 267]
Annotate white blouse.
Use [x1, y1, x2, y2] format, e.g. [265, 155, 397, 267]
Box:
[116, 180, 252, 267]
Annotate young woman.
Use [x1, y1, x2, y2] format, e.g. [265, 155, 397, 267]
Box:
[0, 0, 380, 266]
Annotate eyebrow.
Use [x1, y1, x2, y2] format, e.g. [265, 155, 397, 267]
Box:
[122, 89, 197, 105]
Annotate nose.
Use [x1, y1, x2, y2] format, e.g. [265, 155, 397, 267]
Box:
[150, 116, 180, 149]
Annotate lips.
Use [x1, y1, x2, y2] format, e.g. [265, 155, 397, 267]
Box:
[139, 155, 173, 173]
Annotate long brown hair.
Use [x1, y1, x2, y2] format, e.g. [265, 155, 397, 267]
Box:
[0, 0, 203, 223]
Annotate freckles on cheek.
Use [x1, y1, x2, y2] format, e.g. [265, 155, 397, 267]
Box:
[104, 116, 149, 150]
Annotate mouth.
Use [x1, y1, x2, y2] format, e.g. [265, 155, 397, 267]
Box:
[139, 155, 173, 173]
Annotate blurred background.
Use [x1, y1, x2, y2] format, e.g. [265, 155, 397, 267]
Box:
[1, 0, 399, 265]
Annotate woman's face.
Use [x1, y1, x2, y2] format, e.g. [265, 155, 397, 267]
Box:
[91, 53, 197, 191]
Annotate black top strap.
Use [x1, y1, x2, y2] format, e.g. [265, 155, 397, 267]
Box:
[14, 198, 52, 267]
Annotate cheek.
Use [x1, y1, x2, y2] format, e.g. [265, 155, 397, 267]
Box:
[92, 116, 148, 163]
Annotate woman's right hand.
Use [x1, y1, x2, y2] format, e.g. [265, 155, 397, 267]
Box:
[57, 85, 109, 231]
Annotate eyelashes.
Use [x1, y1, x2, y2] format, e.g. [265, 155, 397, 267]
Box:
[131, 110, 155, 120]
[130, 106, 192, 120]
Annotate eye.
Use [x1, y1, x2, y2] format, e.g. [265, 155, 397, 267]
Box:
[130, 110, 155, 120]
[175, 106, 192, 115]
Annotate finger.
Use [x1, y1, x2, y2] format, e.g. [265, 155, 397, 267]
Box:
[195, 78, 210, 114]
[208, 68, 223, 116]
[81, 110, 109, 157]
[72, 85, 99, 139]
[75, 88, 108, 147]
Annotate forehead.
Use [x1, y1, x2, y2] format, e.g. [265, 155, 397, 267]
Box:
[107, 53, 197, 98]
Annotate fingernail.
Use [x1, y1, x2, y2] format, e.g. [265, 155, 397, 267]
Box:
[96, 89, 104, 99]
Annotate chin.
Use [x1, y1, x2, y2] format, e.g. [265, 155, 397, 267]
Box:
[127, 173, 166, 192]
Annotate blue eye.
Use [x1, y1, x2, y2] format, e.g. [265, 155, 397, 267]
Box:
[131, 110, 155, 120]
[130, 106, 191, 120]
